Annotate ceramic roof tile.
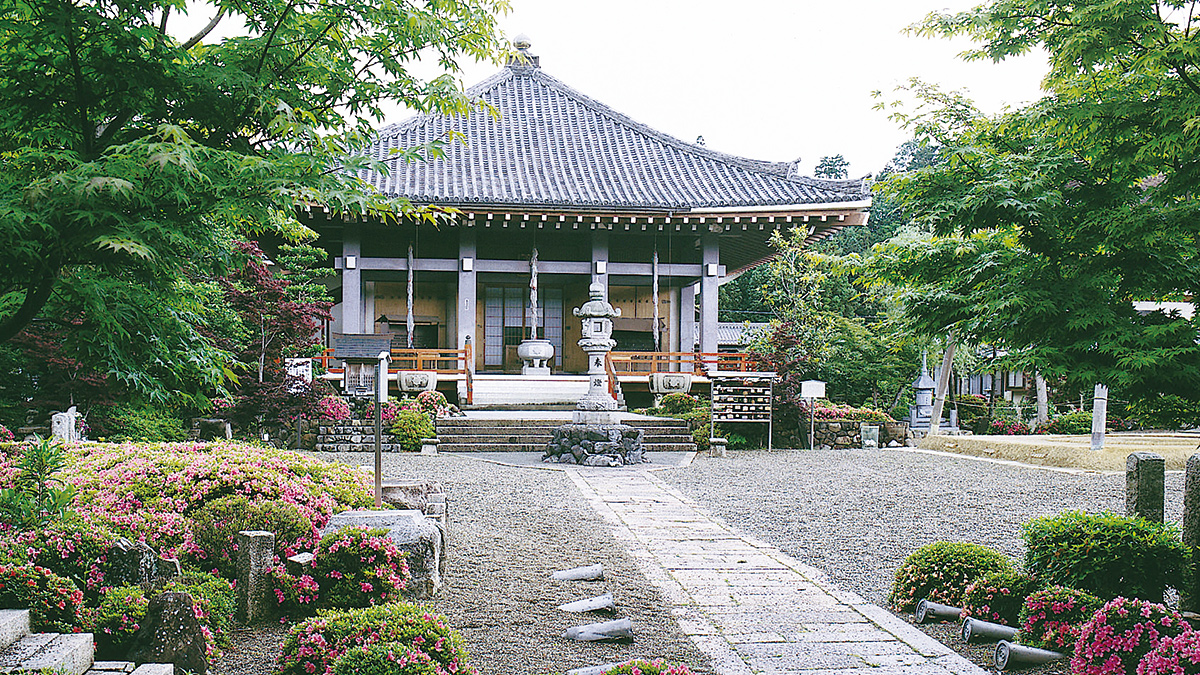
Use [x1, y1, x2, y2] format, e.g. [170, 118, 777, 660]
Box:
[357, 62, 869, 211]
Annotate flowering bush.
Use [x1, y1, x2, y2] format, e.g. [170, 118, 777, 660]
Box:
[390, 411, 436, 453]
[1023, 510, 1187, 601]
[1017, 585, 1104, 651]
[1139, 629, 1200, 675]
[89, 572, 235, 661]
[312, 526, 409, 609]
[960, 570, 1040, 626]
[988, 418, 1031, 435]
[331, 642, 440, 675]
[0, 519, 116, 601]
[0, 424, 13, 443]
[312, 396, 352, 422]
[889, 541, 1014, 612]
[1072, 597, 1190, 675]
[415, 390, 458, 418]
[187, 495, 315, 578]
[801, 400, 893, 423]
[605, 660, 697, 675]
[55, 441, 371, 558]
[269, 564, 321, 614]
[367, 398, 417, 425]
[277, 604, 474, 675]
[0, 564, 84, 632]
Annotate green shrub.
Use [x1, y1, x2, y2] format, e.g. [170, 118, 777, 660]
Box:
[889, 541, 1015, 612]
[960, 570, 1040, 626]
[1039, 411, 1093, 435]
[101, 404, 189, 442]
[332, 643, 439, 675]
[1022, 510, 1187, 600]
[660, 393, 699, 415]
[1126, 395, 1200, 431]
[0, 436, 76, 528]
[680, 405, 712, 453]
[390, 410, 435, 452]
[90, 572, 235, 661]
[1071, 597, 1189, 675]
[1016, 585, 1103, 651]
[605, 660, 696, 675]
[187, 495, 314, 578]
[91, 585, 150, 658]
[0, 564, 84, 631]
[278, 604, 474, 675]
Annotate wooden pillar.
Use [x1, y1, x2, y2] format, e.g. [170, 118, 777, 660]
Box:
[591, 229, 609, 297]
[341, 221, 363, 334]
[699, 230, 719, 357]
[457, 227, 477, 359]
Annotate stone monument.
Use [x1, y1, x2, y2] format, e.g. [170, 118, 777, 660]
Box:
[50, 406, 80, 443]
[543, 283, 646, 466]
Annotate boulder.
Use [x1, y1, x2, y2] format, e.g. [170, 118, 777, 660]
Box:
[107, 539, 180, 587]
[127, 592, 208, 675]
[322, 510, 444, 598]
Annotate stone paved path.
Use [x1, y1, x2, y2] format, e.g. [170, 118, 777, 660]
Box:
[566, 466, 986, 675]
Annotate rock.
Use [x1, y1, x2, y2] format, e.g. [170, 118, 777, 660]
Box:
[50, 407, 80, 443]
[107, 539, 178, 587]
[380, 480, 445, 512]
[235, 531, 275, 624]
[193, 418, 232, 441]
[551, 564, 604, 581]
[1127, 451, 1165, 523]
[127, 592, 208, 675]
[322, 510, 443, 598]
[285, 552, 314, 577]
[563, 618, 633, 642]
[558, 593, 615, 612]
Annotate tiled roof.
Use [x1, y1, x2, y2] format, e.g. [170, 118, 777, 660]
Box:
[357, 60, 870, 212]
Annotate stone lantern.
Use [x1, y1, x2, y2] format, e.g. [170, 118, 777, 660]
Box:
[572, 282, 621, 423]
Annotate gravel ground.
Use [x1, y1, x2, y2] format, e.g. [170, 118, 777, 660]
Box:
[216, 452, 713, 675]
[656, 446, 1186, 673]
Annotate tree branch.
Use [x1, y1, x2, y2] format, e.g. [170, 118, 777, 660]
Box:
[255, 0, 297, 76]
[94, 108, 135, 151]
[159, 6, 169, 34]
[62, 0, 94, 159]
[181, 8, 226, 51]
[0, 257, 61, 344]
[272, 9, 346, 80]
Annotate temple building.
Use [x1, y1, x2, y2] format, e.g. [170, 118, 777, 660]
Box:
[306, 38, 869, 401]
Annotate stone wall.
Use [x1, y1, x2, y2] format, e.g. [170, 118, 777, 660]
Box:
[811, 421, 862, 450]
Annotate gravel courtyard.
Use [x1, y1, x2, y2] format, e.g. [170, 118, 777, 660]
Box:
[658, 447, 1184, 607]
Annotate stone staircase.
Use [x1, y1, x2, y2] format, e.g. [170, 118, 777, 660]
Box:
[436, 417, 696, 453]
[0, 609, 171, 675]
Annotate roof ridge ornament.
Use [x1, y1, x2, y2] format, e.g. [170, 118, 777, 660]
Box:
[786, 157, 803, 179]
[507, 33, 540, 70]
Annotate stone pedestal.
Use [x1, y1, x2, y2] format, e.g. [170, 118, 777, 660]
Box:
[1127, 451, 1165, 522]
[1183, 454, 1200, 612]
[235, 531, 275, 624]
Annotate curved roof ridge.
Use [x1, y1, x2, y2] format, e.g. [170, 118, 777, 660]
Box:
[524, 67, 869, 194]
[376, 69, 517, 140]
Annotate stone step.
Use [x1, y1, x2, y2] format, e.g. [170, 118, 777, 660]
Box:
[439, 434, 556, 445]
[0, 611, 29, 652]
[0, 632, 94, 675]
[314, 443, 409, 453]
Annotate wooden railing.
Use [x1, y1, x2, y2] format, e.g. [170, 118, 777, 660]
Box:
[316, 346, 474, 404]
[608, 351, 754, 376]
[603, 353, 620, 400]
[317, 348, 470, 375]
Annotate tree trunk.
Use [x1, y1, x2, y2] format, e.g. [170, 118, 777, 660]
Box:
[929, 337, 956, 436]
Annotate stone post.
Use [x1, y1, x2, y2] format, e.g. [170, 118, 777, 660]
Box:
[1126, 452, 1165, 523]
[1090, 384, 1108, 451]
[1183, 454, 1200, 612]
[235, 530, 275, 624]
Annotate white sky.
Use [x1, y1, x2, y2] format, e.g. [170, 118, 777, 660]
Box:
[390, 0, 1051, 177]
[178, 0, 1049, 177]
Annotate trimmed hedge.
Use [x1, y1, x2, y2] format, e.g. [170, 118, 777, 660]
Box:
[889, 541, 1014, 612]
